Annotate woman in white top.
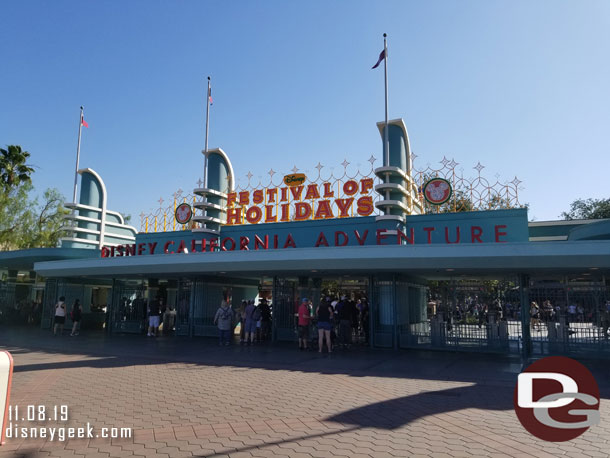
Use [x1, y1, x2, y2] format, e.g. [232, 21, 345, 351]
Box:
[54, 296, 67, 336]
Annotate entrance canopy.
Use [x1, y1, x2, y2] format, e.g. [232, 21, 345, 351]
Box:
[34, 240, 610, 279]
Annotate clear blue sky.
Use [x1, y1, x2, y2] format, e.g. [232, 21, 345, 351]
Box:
[2, 1, 609, 224]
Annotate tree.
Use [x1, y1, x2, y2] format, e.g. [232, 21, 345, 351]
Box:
[0, 184, 68, 250]
[561, 198, 610, 220]
[0, 145, 35, 192]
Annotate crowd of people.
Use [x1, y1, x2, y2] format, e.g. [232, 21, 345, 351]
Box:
[212, 295, 370, 351]
[213, 298, 272, 345]
[296, 296, 370, 353]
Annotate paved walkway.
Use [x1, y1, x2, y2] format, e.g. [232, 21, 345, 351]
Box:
[0, 326, 608, 458]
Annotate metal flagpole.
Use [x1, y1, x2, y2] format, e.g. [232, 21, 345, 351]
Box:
[72, 106, 84, 203]
[203, 76, 211, 188]
[383, 33, 389, 168]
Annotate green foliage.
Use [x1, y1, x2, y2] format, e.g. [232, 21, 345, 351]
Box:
[0, 145, 68, 250]
[0, 145, 35, 192]
[561, 198, 610, 220]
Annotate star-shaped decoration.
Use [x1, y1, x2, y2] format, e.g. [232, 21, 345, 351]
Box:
[368, 155, 377, 165]
[246, 171, 253, 180]
[315, 162, 323, 172]
[511, 177, 522, 186]
[440, 156, 449, 166]
[448, 159, 458, 169]
[139, 212, 146, 219]
[158, 197, 164, 207]
[474, 162, 485, 174]
[291, 166, 299, 173]
[177, 188, 183, 196]
[196, 178, 203, 188]
[411, 152, 417, 161]
[341, 159, 350, 168]
[494, 173, 501, 179]
[268, 169, 276, 177]
[172, 191, 179, 200]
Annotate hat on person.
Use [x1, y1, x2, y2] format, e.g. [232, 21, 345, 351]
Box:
[301, 298, 308, 303]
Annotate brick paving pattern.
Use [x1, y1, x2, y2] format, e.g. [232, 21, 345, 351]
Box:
[0, 328, 608, 457]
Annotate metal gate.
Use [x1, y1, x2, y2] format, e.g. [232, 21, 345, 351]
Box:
[110, 280, 147, 333]
[272, 277, 298, 342]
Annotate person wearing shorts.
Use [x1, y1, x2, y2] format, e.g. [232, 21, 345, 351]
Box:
[54, 296, 67, 336]
[297, 298, 311, 350]
[316, 298, 334, 353]
[148, 298, 161, 337]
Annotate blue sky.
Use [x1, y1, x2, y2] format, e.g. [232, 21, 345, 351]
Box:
[2, 0, 609, 225]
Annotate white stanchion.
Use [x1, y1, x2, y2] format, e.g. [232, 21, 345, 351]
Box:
[0, 351, 13, 445]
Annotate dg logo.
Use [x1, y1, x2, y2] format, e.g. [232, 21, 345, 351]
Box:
[514, 356, 600, 441]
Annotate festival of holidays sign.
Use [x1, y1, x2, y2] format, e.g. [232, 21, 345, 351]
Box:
[224, 176, 376, 225]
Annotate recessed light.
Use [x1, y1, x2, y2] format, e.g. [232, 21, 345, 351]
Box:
[446, 268, 455, 272]
[589, 267, 599, 270]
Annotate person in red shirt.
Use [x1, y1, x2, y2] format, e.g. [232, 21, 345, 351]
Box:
[297, 298, 311, 350]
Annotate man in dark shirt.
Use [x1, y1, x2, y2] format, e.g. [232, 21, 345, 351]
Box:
[336, 296, 352, 348]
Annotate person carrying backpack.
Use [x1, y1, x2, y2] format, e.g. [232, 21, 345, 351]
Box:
[214, 300, 234, 346]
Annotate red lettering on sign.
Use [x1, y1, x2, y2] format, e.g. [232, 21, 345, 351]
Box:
[423, 227, 435, 244]
[495, 225, 507, 243]
[294, 202, 312, 221]
[323, 182, 334, 198]
[376, 229, 388, 245]
[273, 234, 279, 249]
[305, 184, 320, 200]
[354, 230, 368, 245]
[280, 203, 290, 222]
[334, 231, 348, 246]
[290, 186, 304, 201]
[264, 205, 277, 223]
[116, 245, 124, 256]
[137, 243, 145, 255]
[356, 196, 374, 216]
[164, 241, 174, 254]
[227, 207, 242, 225]
[255, 235, 268, 250]
[267, 188, 277, 203]
[252, 189, 264, 204]
[335, 198, 354, 217]
[445, 227, 461, 244]
[221, 237, 236, 251]
[110, 246, 116, 257]
[190, 239, 197, 253]
[148, 242, 157, 255]
[360, 178, 374, 194]
[397, 228, 414, 245]
[177, 240, 186, 253]
[315, 232, 329, 247]
[343, 180, 358, 196]
[240, 236, 250, 251]
[284, 234, 296, 248]
[315, 200, 334, 219]
[245, 206, 262, 224]
[201, 239, 207, 252]
[209, 238, 218, 252]
[471, 226, 483, 243]
[101, 247, 110, 258]
[227, 192, 237, 207]
[239, 191, 250, 205]
[280, 187, 288, 202]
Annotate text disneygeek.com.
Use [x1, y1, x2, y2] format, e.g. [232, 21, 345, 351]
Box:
[5, 405, 132, 441]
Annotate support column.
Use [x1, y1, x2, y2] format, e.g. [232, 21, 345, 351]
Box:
[519, 274, 531, 366]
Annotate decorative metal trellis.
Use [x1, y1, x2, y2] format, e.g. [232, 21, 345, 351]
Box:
[139, 155, 523, 233]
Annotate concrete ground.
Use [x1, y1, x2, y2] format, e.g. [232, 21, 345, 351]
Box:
[0, 326, 608, 458]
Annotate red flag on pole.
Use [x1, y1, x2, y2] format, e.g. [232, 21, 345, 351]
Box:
[372, 49, 386, 69]
[81, 115, 88, 128]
